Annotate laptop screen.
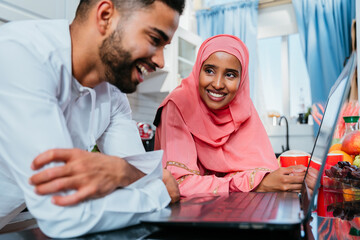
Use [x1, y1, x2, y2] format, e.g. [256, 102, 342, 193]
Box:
[302, 52, 357, 220]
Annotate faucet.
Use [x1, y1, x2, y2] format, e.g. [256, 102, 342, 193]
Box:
[279, 116, 290, 152]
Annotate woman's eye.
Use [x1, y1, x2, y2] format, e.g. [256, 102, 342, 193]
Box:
[205, 69, 214, 74]
[226, 73, 236, 78]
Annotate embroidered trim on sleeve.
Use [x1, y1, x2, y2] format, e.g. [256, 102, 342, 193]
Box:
[213, 186, 219, 194]
[229, 168, 272, 179]
[228, 171, 241, 178]
[252, 167, 273, 172]
[250, 170, 256, 189]
[165, 161, 201, 175]
[249, 168, 273, 190]
[177, 175, 191, 185]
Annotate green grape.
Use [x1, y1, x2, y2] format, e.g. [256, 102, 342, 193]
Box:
[354, 155, 360, 167]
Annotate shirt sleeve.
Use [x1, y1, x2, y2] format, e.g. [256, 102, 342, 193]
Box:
[155, 101, 272, 198]
[96, 86, 146, 157]
[0, 41, 169, 238]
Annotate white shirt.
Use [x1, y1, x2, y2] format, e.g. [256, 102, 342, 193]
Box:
[0, 20, 170, 238]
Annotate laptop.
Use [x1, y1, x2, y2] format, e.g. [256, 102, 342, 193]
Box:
[141, 52, 357, 237]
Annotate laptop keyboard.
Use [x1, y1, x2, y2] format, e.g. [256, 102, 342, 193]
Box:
[200, 192, 279, 222]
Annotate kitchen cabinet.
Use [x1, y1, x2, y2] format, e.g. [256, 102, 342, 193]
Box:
[137, 26, 202, 93]
[0, 0, 78, 22]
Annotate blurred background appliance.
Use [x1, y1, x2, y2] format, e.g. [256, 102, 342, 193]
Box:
[137, 122, 155, 152]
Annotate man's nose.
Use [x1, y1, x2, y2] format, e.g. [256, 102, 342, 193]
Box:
[151, 48, 165, 69]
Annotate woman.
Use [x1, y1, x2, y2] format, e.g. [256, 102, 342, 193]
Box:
[154, 34, 306, 197]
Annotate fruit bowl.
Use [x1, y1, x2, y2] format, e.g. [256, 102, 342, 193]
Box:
[326, 199, 360, 220]
[322, 176, 346, 190]
[323, 176, 360, 201]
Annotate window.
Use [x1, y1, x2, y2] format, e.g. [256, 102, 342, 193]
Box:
[257, 3, 311, 122]
[288, 33, 312, 117]
[258, 33, 311, 120]
[258, 36, 282, 114]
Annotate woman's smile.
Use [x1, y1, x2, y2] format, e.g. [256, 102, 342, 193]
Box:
[206, 89, 227, 101]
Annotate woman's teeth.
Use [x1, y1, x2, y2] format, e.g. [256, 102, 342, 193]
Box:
[136, 64, 149, 76]
[208, 91, 225, 98]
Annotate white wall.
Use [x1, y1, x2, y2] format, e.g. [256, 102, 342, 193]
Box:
[179, 0, 198, 34]
[0, 0, 78, 21]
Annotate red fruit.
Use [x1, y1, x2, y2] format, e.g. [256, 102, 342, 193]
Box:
[342, 131, 360, 155]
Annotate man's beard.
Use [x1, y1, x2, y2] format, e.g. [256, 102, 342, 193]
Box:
[99, 30, 138, 93]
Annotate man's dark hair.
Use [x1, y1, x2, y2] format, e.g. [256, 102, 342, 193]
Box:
[76, 0, 185, 21]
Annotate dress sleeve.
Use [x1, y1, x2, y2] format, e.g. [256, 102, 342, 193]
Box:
[0, 40, 169, 238]
[226, 169, 272, 192]
[156, 101, 268, 197]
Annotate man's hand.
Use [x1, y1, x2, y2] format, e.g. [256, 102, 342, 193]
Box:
[255, 165, 307, 192]
[162, 169, 180, 203]
[29, 148, 145, 206]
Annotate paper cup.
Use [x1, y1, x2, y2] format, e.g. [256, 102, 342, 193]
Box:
[280, 154, 309, 167]
[310, 154, 343, 185]
[326, 153, 343, 168]
[309, 158, 323, 184]
[309, 158, 321, 171]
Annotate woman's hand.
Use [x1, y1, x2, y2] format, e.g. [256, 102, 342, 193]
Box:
[29, 148, 145, 206]
[255, 165, 307, 192]
[305, 167, 318, 195]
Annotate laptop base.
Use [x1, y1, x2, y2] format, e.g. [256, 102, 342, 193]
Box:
[142, 225, 302, 240]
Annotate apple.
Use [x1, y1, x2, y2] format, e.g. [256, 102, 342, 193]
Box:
[342, 131, 360, 155]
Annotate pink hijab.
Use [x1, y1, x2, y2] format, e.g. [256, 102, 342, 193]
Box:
[155, 34, 277, 173]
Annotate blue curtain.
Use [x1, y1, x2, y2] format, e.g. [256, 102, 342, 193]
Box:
[292, 0, 355, 106]
[196, 0, 259, 100]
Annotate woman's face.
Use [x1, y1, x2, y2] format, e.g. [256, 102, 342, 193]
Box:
[199, 51, 242, 110]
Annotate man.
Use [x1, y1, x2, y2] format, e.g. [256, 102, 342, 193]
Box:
[0, 0, 183, 238]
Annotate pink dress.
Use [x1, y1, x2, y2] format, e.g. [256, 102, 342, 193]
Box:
[154, 34, 279, 198]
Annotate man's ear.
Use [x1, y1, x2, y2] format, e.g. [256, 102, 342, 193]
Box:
[96, 0, 115, 35]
